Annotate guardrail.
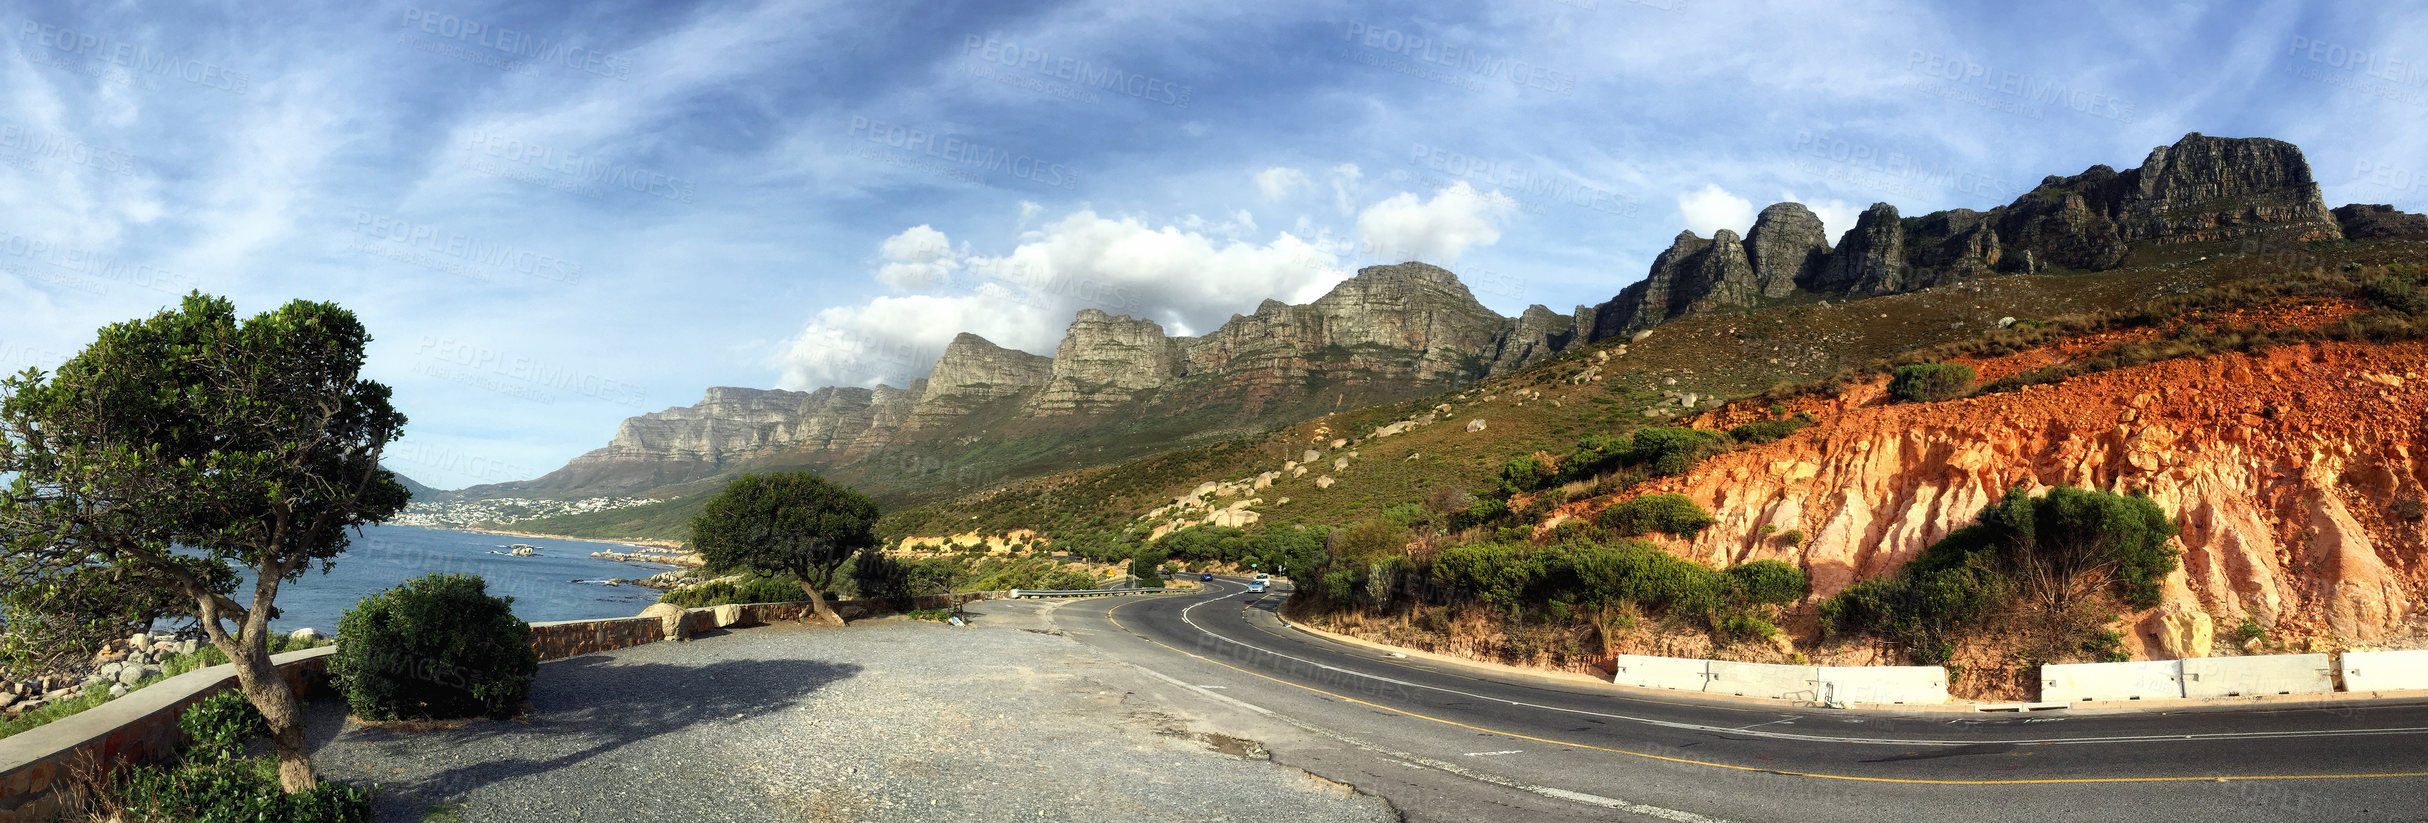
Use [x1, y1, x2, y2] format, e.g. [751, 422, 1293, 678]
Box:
[1007, 587, 1185, 599]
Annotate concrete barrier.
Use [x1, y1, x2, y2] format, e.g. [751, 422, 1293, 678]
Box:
[1703, 660, 1817, 701]
[1817, 665, 1948, 705]
[1610, 654, 1708, 692]
[2341, 649, 2428, 692]
[2181, 653, 2333, 698]
[2041, 660, 2182, 703]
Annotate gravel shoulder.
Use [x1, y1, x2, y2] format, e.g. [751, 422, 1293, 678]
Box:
[305, 602, 1400, 823]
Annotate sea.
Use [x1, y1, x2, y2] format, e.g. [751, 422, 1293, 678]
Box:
[226, 525, 680, 633]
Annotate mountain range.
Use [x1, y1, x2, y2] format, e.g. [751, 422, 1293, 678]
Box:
[445, 132, 2416, 507]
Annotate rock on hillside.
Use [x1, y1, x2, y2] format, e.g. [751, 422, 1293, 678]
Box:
[901, 333, 1055, 431]
[1032, 309, 1178, 414]
[2334, 204, 2428, 241]
[1602, 341, 2428, 654]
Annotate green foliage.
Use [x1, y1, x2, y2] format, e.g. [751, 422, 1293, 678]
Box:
[1595, 494, 1715, 538]
[1, 564, 225, 678]
[1887, 362, 1976, 403]
[962, 557, 1099, 591]
[180, 690, 269, 764]
[2083, 629, 2131, 663]
[689, 472, 881, 617]
[904, 608, 957, 622]
[1821, 486, 2180, 663]
[2363, 273, 2428, 316]
[1128, 546, 1168, 589]
[849, 552, 915, 603]
[1724, 560, 1808, 606]
[1498, 455, 1552, 491]
[0, 681, 114, 740]
[1777, 529, 1806, 547]
[91, 756, 373, 823]
[658, 574, 812, 608]
[1727, 416, 1810, 445]
[1719, 614, 1781, 642]
[1623, 427, 1731, 477]
[330, 574, 536, 722]
[0, 293, 410, 788]
[1329, 520, 1409, 566]
[2235, 618, 2267, 644]
[1451, 497, 1510, 530]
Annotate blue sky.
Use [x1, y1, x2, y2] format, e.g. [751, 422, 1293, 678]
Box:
[3, 0, 2424, 489]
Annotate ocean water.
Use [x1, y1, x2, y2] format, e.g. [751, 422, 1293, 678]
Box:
[227, 525, 679, 633]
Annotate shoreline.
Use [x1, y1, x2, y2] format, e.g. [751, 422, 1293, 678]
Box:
[445, 525, 687, 551]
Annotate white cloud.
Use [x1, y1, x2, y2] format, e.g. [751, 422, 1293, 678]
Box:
[1018, 201, 1044, 226]
[1255, 167, 1311, 201]
[776, 209, 1351, 388]
[873, 225, 959, 290]
[1783, 192, 1862, 246]
[1328, 163, 1363, 216]
[1354, 182, 1518, 266]
[1677, 184, 1756, 237]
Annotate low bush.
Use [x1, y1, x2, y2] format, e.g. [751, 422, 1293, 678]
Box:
[1727, 416, 1810, 445]
[330, 574, 537, 722]
[1724, 560, 1808, 606]
[1129, 546, 1168, 589]
[1595, 494, 1715, 538]
[1623, 427, 1730, 477]
[1888, 363, 1976, 403]
[1820, 486, 2179, 663]
[89, 757, 373, 823]
[85, 696, 371, 823]
[178, 690, 267, 763]
[658, 574, 810, 608]
[1451, 497, 1510, 530]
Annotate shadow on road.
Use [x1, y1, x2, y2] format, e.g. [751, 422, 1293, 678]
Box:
[304, 653, 861, 819]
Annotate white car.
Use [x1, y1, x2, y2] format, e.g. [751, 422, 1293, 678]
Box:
[1247, 580, 1267, 593]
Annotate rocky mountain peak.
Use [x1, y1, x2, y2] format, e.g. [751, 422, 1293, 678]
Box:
[1745, 202, 1831, 299]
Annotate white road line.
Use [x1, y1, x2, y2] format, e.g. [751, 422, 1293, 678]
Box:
[1168, 587, 2428, 750]
[1127, 662, 1735, 823]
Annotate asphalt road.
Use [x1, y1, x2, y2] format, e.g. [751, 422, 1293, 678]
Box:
[1048, 579, 2428, 823]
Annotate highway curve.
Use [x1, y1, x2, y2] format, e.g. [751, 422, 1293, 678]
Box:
[1048, 579, 2428, 823]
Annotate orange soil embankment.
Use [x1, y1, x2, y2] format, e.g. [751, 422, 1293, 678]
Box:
[1560, 340, 2428, 658]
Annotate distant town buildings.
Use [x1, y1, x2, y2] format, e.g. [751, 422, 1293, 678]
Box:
[391, 496, 652, 530]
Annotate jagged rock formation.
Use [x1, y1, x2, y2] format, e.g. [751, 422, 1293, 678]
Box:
[2334, 204, 2428, 240]
[901, 334, 1054, 431]
[1489, 305, 1577, 375]
[1744, 202, 1831, 298]
[1178, 262, 1506, 390]
[1033, 310, 1179, 414]
[1591, 133, 2346, 339]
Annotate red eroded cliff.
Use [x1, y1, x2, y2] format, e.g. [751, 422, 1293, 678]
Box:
[1567, 340, 2428, 658]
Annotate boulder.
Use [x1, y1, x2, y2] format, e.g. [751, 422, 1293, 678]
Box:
[1465, 419, 1487, 432]
[289, 627, 327, 643]
[713, 603, 745, 628]
[1315, 476, 1336, 489]
[2146, 605, 2214, 659]
[641, 602, 691, 641]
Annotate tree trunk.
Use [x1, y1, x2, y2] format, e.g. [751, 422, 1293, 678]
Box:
[799, 581, 846, 626]
[228, 642, 316, 792]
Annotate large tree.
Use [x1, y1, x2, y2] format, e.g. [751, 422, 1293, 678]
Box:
[0, 294, 408, 793]
[688, 472, 879, 625]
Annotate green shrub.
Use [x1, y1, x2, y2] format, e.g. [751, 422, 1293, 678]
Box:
[1819, 486, 2179, 663]
[658, 574, 808, 608]
[1725, 560, 1808, 606]
[1888, 363, 1976, 403]
[1625, 427, 1729, 476]
[1727, 416, 1810, 444]
[1451, 497, 1509, 530]
[179, 690, 267, 763]
[330, 573, 537, 721]
[1719, 614, 1780, 642]
[1777, 529, 1806, 547]
[2364, 274, 2428, 316]
[1499, 455, 1552, 491]
[1129, 547, 1168, 589]
[92, 757, 373, 823]
[1595, 494, 1715, 538]
[849, 552, 915, 603]
[2235, 618, 2266, 643]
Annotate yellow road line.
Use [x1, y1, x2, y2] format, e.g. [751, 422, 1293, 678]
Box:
[1097, 589, 2428, 785]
